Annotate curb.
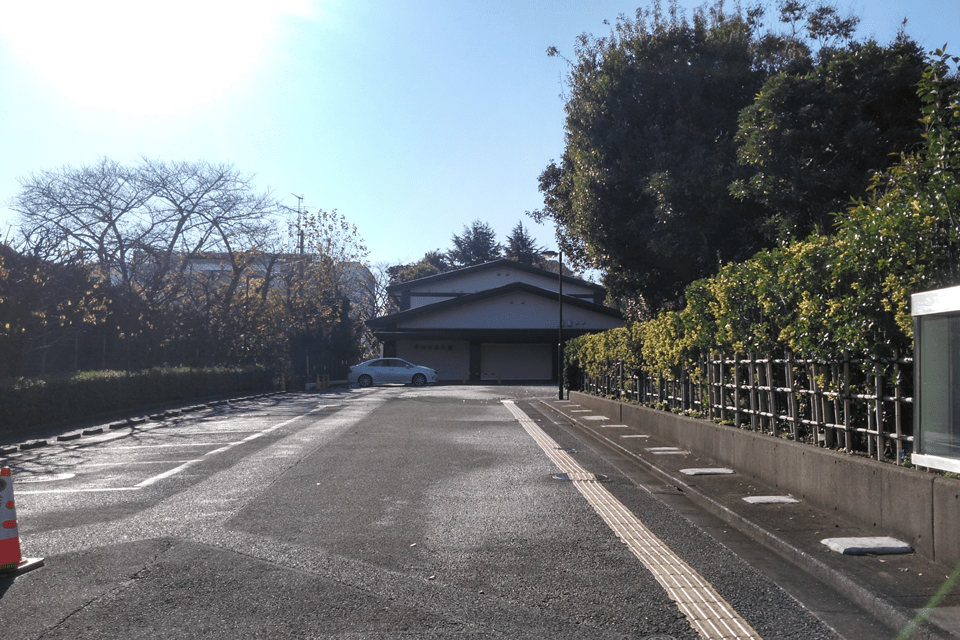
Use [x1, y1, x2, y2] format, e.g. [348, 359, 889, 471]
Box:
[539, 399, 954, 640]
[0, 391, 294, 455]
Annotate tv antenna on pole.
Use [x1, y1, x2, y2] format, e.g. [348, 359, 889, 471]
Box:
[292, 193, 304, 254]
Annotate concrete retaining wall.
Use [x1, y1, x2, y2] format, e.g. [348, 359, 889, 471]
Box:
[569, 392, 960, 568]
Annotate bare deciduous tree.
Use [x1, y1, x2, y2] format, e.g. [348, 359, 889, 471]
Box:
[8, 158, 370, 375]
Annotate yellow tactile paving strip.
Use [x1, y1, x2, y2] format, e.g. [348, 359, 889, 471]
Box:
[503, 400, 762, 640]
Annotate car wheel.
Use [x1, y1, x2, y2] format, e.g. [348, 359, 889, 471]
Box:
[358, 374, 373, 388]
[412, 373, 427, 387]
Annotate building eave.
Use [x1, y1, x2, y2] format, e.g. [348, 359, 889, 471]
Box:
[367, 281, 622, 329]
[385, 258, 605, 294]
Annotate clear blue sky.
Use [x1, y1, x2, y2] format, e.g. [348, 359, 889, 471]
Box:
[0, 1, 956, 270]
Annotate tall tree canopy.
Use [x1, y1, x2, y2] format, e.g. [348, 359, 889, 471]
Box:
[387, 250, 450, 285]
[447, 219, 502, 267]
[531, 0, 904, 314]
[504, 221, 544, 266]
[8, 158, 369, 376]
[731, 35, 927, 240]
[577, 47, 960, 377]
[388, 220, 559, 286]
[533, 1, 771, 311]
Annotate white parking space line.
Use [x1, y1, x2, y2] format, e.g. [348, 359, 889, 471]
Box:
[18, 405, 323, 494]
[82, 461, 196, 467]
[180, 430, 263, 435]
[203, 446, 234, 456]
[106, 442, 242, 449]
[135, 458, 206, 487]
[15, 487, 140, 494]
[134, 407, 319, 487]
[504, 401, 761, 640]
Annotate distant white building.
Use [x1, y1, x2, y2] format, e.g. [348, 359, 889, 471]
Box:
[178, 252, 374, 313]
[367, 259, 624, 382]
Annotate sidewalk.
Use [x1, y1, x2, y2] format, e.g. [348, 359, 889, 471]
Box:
[540, 398, 960, 640]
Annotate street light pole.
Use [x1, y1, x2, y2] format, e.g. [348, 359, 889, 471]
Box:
[542, 250, 564, 400]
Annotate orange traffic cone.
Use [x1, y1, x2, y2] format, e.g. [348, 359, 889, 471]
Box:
[0, 467, 43, 576]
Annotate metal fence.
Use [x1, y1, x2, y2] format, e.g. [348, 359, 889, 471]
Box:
[578, 351, 913, 464]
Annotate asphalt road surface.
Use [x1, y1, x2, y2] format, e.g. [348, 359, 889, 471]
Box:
[1, 385, 844, 639]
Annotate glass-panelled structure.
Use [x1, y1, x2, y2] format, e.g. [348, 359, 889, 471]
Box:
[913, 285, 960, 473]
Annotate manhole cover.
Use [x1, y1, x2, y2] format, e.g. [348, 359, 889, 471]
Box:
[642, 635, 678, 640]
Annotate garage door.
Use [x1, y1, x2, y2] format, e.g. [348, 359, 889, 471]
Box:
[397, 340, 470, 381]
[480, 343, 553, 381]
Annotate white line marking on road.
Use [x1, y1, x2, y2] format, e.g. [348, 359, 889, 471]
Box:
[13, 473, 75, 483]
[135, 458, 205, 487]
[107, 443, 241, 449]
[621, 434, 650, 438]
[504, 400, 761, 640]
[135, 408, 320, 487]
[21, 406, 324, 493]
[179, 430, 262, 436]
[82, 461, 196, 467]
[17, 487, 140, 495]
[204, 446, 234, 456]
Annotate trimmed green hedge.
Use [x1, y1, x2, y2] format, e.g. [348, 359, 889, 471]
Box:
[0, 366, 272, 434]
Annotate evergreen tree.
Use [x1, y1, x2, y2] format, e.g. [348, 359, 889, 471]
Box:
[387, 250, 450, 285]
[731, 35, 927, 240]
[447, 220, 502, 267]
[532, 0, 867, 310]
[504, 221, 544, 266]
[533, 1, 769, 309]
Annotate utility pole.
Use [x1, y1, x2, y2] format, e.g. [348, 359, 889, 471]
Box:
[542, 250, 564, 400]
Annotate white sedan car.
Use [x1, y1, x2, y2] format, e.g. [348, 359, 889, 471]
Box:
[348, 358, 438, 387]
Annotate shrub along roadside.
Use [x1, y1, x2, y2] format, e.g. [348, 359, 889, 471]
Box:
[0, 365, 272, 435]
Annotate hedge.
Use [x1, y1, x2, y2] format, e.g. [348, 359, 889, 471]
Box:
[0, 365, 272, 435]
